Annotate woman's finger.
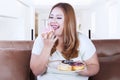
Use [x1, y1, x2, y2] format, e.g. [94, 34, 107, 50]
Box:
[47, 30, 54, 39]
[53, 36, 58, 42]
[44, 34, 48, 39]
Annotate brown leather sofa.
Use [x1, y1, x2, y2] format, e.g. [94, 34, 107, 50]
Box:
[89, 40, 120, 80]
[0, 40, 120, 80]
[0, 41, 35, 80]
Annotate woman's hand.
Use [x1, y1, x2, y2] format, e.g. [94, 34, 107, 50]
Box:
[41, 30, 58, 50]
[76, 53, 99, 76]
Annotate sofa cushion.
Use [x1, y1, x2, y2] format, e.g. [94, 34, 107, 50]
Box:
[89, 40, 120, 80]
[0, 41, 34, 80]
[0, 49, 31, 80]
[89, 55, 120, 80]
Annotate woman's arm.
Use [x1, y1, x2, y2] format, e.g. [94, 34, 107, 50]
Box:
[30, 47, 51, 76]
[30, 30, 57, 76]
[77, 52, 100, 76]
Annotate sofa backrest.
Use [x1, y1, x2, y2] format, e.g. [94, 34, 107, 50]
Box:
[0, 40, 120, 80]
[89, 40, 120, 80]
[0, 41, 34, 80]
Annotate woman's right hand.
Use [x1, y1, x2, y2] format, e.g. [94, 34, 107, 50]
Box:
[41, 30, 58, 50]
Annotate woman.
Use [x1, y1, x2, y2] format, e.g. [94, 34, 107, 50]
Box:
[30, 2, 99, 80]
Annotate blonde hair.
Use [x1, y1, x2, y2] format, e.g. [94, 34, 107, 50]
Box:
[50, 3, 79, 60]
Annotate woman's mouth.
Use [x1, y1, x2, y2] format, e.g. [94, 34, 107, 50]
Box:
[51, 25, 60, 30]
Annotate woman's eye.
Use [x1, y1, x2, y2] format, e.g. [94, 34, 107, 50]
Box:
[57, 17, 62, 19]
[49, 16, 53, 19]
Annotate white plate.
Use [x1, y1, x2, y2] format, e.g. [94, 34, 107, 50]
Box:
[47, 60, 86, 74]
[47, 67, 83, 75]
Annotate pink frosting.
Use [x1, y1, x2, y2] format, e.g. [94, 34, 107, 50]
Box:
[42, 27, 54, 33]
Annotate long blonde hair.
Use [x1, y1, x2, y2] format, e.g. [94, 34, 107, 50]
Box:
[50, 3, 79, 60]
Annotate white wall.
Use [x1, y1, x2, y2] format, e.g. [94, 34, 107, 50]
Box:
[0, 0, 19, 17]
[77, 10, 92, 37]
[93, 3, 109, 39]
[0, 0, 35, 40]
[108, 0, 120, 39]
[78, 0, 120, 39]
[91, 0, 120, 39]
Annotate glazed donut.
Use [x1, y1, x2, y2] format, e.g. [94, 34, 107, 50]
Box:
[72, 62, 85, 71]
[57, 63, 72, 71]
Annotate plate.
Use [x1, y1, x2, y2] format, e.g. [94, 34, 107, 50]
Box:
[47, 66, 85, 75]
[47, 60, 86, 74]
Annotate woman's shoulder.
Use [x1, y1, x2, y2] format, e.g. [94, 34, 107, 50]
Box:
[77, 32, 90, 41]
[77, 32, 94, 48]
[34, 34, 43, 45]
[36, 34, 42, 39]
[34, 34, 43, 41]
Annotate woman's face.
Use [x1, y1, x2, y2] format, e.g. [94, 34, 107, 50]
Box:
[49, 7, 64, 37]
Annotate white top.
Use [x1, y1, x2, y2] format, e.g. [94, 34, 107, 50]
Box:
[32, 33, 96, 80]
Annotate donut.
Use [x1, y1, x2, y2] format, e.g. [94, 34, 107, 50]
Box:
[71, 62, 85, 71]
[57, 63, 72, 71]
